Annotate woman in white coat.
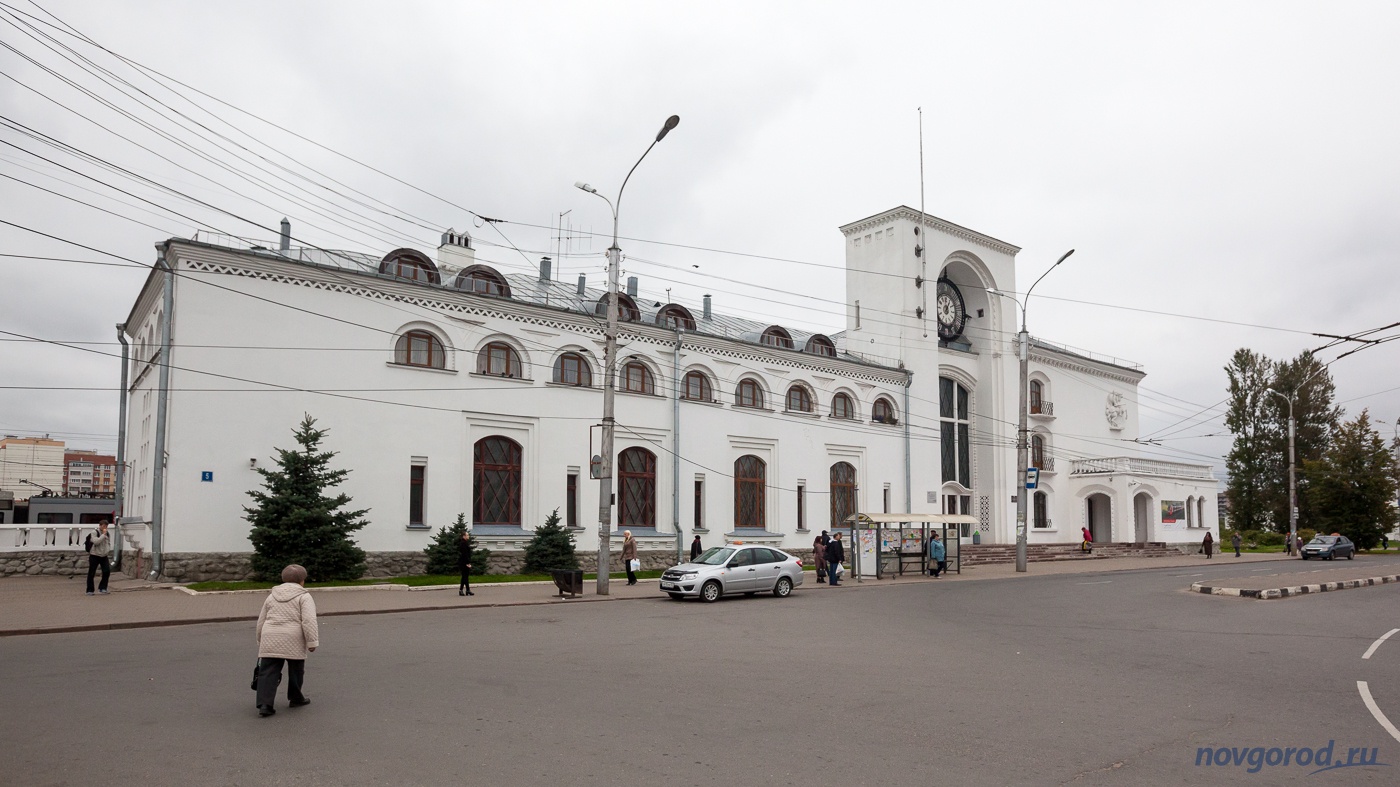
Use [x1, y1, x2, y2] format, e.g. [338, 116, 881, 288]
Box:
[254, 564, 319, 717]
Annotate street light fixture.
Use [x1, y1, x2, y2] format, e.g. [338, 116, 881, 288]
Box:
[991, 248, 1074, 573]
[576, 114, 680, 596]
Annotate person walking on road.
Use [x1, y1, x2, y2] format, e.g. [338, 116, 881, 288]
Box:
[85, 520, 112, 596]
[621, 530, 639, 585]
[254, 564, 318, 718]
[1202, 531, 1214, 559]
[457, 530, 475, 597]
[1231, 531, 1242, 557]
[1080, 526, 1093, 554]
[826, 532, 845, 585]
[1384, 534, 1391, 551]
[928, 532, 947, 578]
[813, 534, 828, 583]
[690, 535, 703, 561]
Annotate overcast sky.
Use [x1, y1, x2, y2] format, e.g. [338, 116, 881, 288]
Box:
[4, 0, 1399, 474]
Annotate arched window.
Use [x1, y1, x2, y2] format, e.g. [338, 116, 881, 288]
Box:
[760, 326, 793, 349]
[656, 304, 696, 331]
[595, 293, 640, 322]
[553, 352, 592, 387]
[621, 361, 654, 394]
[940, 377, 971, 487]
[872, 397, 898, 424]
[379, 248, 440, 284]
[735, 455, 766, 528]
[1029, 379, 1045, 414]
[805, 334, 836, 357]
[831, 393, 855, 420]
[395, 330, 445, 369]
[682, 371, 712, 402]
[473, 436, 521, 526]
[453, 265, 511, 297]
[477, 342, 521, 378]
[830, 461, 856, 528]
[1033, 491, 1049, 529]
[1031, 435, 1046, 469]
[785, 385, 813, 413]
[736, 378, 764, 409]
[618, 447, 656, 527]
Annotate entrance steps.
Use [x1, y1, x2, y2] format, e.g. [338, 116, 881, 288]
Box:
[960, 542, 1179, 567]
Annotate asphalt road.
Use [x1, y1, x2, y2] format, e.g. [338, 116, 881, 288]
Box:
[6, 555, 1400, 786]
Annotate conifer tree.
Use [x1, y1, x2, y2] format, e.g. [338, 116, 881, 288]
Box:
[1304, 410, 1397, 549]
[522, 508, 578, 574]
[245, 414, 368, 581]
[424, 513, 491, 575]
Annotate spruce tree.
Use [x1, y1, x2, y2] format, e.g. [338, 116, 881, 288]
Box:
[522, 508, 579, 573]
[424, 513, 491, 575]
[245, 414, 368, 581]
[1304, 411, 1397, 549]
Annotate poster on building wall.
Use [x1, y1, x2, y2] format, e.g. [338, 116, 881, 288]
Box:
[1161, 500, 1186, 525]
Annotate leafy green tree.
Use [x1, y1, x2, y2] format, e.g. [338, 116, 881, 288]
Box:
[1224, 349, 1278, 531]
[245, 414, 368, 581]
[1303, 411, 1397, 549]
[1265, 352, 1340, 531]
[424, 513, 491, 575]
[522, 508, 578, 573]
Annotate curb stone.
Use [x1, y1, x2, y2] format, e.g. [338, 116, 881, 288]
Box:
[1190, 573, 1400, 599]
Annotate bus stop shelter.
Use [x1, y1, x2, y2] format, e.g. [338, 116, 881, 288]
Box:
[840, 513, 978, 581]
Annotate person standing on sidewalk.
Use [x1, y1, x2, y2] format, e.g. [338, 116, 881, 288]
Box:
[254, 564, 318, 718]
[457, 530, 475, 597]
[1231, 531, 1242, 557]
[813, 534, 828, 583]
[85, 521, 112, 596]
[1202, 531, 1214, 559]
[621, 530, 638, 585]
[826, 532, 845, 586]
[690, 535, 703, 561]
[928, 532, 947, 578]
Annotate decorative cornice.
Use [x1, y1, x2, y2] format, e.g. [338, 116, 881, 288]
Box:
[1030, 351, 1145, 385]
[838, 206, 1020, 256]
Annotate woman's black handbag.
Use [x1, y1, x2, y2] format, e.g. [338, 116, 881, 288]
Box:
[250, 659, 260, 690]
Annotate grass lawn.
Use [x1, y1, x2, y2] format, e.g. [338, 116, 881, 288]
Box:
[186, 569, 665, 593]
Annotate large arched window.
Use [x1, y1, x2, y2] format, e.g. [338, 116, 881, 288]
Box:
[621, 361, 654, 394]
[940, 377, 971, 487]
[395, 330, 445, 369]
[473, 436, 521, 526]
[805, 334, 836, 357]
[656, 304, 696, 331]
[1033, 491, 1049, 529]
[736, 378, 764, 409]
[618, 447, 657, 527]
[831, 393, 855, 420]
[453, 265, 511, 297]
[682, 371, 712, 402]
[785, 385, 813, 413]
[379, 248, 441, 284]
[734, 455, 766, 528]
[760, 326, 794, 349]
[1031, 435, 1046, 469]
[872, 396, 898, 424]
[830, 462, 856, 529]
[477, 342, 522, 378]
[553, 352, 592, 387]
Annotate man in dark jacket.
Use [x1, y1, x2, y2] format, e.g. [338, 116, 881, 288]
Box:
[690, 535, 703, 561]
[825, 532, 845, 585]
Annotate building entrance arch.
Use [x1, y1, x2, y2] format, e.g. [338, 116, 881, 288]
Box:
[1086, 493, 1113, 545]
[1133, 492, 1152, 543]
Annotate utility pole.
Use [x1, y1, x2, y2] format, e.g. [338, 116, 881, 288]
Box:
[576, 115, 680, 595]
[1269, 363, 1328, 555]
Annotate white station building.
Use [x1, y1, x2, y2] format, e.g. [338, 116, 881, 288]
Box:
[117, 206, 1219, 580]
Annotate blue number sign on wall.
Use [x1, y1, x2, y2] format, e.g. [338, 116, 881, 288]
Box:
[201, 471, 213, 482]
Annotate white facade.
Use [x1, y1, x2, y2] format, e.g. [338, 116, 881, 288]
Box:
[118, 208, 1218, 571]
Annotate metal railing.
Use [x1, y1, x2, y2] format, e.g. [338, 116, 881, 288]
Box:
[1030, 399, 1054, 416]
[1032, 456, 1056, 472]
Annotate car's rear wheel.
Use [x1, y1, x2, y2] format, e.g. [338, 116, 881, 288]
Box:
[668, 592, 685, 600]
[1301, 554, 1309, 560]
[1347, 551, 1354, 560]
[774, 576, 793, 597]
[700, 581, 722, 603]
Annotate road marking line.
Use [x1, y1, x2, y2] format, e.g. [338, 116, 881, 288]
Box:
[1077, 580, 1112, 585]
[1358, 681, 1400, 745]
[1363, 629, 1400, 660]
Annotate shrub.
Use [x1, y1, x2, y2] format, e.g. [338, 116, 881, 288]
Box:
[424, 513, 491, 575]
[522, 509, 578, 574]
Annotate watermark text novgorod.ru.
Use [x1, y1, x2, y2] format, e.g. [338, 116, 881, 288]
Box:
[1196, 740, 1389, 775]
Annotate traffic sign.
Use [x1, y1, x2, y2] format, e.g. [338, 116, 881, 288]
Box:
[1024, 468, 1039, 490]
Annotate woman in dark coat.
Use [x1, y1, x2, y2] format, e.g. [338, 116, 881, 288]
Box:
[812, 535, 827, 583]
[457, 531, 475, 596]
[1202, 531, 1214, 559]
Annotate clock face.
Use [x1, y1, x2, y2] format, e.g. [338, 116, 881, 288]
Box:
[935, 278, 967, 341]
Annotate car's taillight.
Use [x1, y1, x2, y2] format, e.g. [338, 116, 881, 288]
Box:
[795, 558, 804, 567]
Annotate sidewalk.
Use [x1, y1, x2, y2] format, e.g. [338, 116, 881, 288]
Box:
[0, 552, 1293, 636]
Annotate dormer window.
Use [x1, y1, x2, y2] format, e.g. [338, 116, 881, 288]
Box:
[760, 326, 793, 349]
[804, 334, 836, 357]
[379, 248, 441, 285]
[656, 304, 696, 331]
[454, 265, 511, 297]
[596, 293, 640, 322]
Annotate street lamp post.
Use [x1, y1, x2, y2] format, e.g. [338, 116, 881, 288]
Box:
[1268, 363, 1327, 556]
[993, 249, 1073, 573]
[576, 115, 680, 596]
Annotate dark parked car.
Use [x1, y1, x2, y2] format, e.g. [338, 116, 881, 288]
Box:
[1301, 535, 1354, 560]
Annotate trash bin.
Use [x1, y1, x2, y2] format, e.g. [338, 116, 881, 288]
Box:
[551, 569, 584, 598]
[971, 531, 981, 545]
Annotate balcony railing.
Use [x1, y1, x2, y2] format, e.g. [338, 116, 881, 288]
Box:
[1, 525, 103, 552]
[1030, 399, 1054, 416]
[1031, 456, 1056, 473]
[1070, 457, 1213, 479]
[1033, 518, 1053, 529]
